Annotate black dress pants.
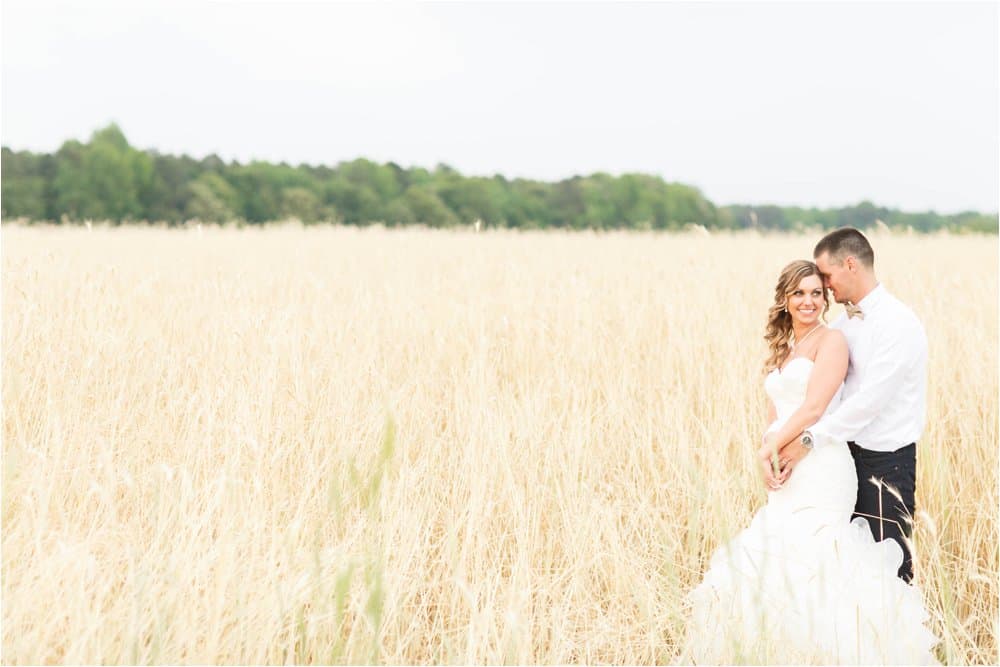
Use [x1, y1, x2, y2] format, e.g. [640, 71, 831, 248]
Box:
[848, 442, 917, 582]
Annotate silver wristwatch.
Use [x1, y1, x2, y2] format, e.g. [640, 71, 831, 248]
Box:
[800, 430, 815, 449]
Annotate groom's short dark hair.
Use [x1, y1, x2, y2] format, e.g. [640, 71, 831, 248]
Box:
[813, 227, 875, 269]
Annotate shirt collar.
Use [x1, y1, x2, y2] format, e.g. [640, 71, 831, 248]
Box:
[856, 283, 885, 312]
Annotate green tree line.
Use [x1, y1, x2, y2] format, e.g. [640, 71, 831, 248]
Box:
[2, 124, 996, 232]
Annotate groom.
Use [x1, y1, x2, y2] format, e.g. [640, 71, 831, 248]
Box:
[779, 227, 928, 583]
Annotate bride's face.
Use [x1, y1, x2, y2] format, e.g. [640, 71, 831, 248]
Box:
[786, 274, 825, 327]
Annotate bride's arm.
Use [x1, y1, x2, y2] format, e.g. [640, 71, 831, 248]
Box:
[765, 330, 849, 452]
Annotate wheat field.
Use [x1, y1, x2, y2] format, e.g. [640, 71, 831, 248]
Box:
[2, 223, 997, 665]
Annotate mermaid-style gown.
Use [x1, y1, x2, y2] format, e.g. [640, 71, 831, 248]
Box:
[685, 357, 939, 665]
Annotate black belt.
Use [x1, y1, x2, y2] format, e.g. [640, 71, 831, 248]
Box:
[848, 441, 916, 451]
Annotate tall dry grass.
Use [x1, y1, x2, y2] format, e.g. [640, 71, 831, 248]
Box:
[2, 223, 996, 664]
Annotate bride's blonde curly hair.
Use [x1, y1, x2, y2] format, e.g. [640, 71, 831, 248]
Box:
[764, 260, 830, 373]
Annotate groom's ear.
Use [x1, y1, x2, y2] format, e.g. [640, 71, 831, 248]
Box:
[844, 255, 857, 272]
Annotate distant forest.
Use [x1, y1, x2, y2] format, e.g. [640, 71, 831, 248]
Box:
[2, 124, 996, 232]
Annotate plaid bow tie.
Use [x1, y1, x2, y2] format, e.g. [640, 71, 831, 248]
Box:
[846, 303, 865, 320]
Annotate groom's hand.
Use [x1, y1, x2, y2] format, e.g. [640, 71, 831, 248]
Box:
[757, 436, 783, 491]
[777, 437, 811, 483]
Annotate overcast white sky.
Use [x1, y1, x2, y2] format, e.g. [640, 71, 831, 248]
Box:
[2, 1, 997, 213]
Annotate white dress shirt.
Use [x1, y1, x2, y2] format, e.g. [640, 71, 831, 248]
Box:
[811, 283, 928, 452]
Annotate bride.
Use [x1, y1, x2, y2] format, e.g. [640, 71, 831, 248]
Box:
[683, 260, 939, 665]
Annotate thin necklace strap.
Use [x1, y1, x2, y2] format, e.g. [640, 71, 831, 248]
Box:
[790, 323, 823, 350]
[784, 324, 823, 369]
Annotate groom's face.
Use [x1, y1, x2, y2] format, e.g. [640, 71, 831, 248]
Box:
[814, 252, 852, 304]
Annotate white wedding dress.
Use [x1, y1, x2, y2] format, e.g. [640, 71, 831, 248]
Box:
[684, 357, 939, 665]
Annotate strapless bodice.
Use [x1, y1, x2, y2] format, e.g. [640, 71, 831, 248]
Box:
[764, 356, 843, 428]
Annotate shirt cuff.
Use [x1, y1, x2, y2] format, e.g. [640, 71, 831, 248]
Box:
[809, 424, 837, 449]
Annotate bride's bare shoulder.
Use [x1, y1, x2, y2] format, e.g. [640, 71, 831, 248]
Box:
[817, 327, 848, 356]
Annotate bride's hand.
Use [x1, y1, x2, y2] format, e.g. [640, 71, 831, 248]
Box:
[757, 437, 782, 491]
[777, 439, 811, 484]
